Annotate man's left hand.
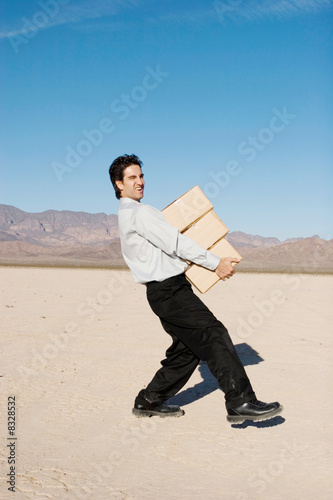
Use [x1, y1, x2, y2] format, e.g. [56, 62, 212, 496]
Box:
[215, 257, 240, 281]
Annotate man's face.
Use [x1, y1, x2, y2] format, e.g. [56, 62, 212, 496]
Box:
[116, 164, 145, 201]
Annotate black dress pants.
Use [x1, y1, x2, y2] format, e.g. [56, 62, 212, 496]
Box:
[143, 273, 256, 410]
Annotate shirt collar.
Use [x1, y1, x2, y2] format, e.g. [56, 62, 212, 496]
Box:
[119, 197, 141, 207]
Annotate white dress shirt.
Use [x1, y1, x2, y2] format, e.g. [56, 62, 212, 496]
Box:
[117, 198, 220, 284]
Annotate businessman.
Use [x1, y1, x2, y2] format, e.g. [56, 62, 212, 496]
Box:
[109, 154, 283, 424]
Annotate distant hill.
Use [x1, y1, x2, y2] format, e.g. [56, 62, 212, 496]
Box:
[225, 231, 281, 248]
[234, 237, 333, 273]
[0, 204, 124, 267]
[0, 204, 119, 246]
[0, 204, 332, 272]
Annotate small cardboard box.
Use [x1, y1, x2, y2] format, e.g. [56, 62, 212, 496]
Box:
[183, 210, 229, 249]
[185, 238, 242, 294]
[162, 185, 213, 232]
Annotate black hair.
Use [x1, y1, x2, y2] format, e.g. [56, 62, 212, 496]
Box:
[109, 154, 143, 199]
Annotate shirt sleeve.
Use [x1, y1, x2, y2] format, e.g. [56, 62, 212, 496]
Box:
[131, 204, 220, 271]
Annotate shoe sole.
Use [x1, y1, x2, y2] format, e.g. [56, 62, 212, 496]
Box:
[227, 405, 284, 424]
[132, 408, 185, 418]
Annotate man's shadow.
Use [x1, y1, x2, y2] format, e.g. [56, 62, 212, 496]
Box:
[167, 343, 285, 428]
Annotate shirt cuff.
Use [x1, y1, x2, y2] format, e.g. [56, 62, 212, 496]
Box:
[205, 252, 220, 271]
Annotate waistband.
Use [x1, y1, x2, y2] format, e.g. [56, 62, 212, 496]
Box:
[145, 272, 186, 286]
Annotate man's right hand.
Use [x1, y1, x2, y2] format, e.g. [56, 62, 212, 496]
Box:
[215, 257, 240, 281]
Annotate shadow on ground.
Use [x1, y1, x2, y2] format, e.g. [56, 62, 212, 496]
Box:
[231, 415, 285, 429]
[167, 343, 285, 427]
[168, 343, 263, 407]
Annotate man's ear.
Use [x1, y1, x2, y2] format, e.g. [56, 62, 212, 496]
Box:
[115, 180, 123, 192]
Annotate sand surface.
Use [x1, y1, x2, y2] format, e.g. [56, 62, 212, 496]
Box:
[1, 267, 332, 500]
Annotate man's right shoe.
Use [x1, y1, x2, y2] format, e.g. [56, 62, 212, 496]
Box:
[227, 399, 283, 423]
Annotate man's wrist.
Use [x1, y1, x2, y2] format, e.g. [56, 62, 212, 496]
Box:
[210, 254, 221, 271]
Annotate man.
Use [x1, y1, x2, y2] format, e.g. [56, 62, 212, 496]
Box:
[109, 154, 283, 424]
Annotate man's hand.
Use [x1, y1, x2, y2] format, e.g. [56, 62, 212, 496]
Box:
[215, 257, 240, 281]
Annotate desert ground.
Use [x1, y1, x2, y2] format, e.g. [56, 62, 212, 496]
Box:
[1, 266, 332, 500]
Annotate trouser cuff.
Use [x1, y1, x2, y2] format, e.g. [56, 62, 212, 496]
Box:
[136, 389, 164, 405]
[225, 392, 256, 410]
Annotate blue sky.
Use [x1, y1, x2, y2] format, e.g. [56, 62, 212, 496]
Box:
[1, 0, 332, 240]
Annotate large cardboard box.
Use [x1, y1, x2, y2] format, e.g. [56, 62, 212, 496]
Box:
[162, 185, 213, 232]
[162, 185, 241, 294]
[183, 210, 229, 249]
[185, 238, 242, 294]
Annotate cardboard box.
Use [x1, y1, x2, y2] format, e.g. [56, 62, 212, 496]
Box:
[162, 185, 242, 294]
[162, 185, 213, 232]
[183, 210, 229, 249]
[185, 238, 242, 294]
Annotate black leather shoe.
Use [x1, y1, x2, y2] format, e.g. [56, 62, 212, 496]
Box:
[133, 390, 185, 418]
[133, 401, 185, 418]
[227, 399, 283, 423]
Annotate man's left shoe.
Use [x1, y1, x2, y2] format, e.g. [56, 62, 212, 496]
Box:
[227, 399, 283, 423]
[133, 389, 185, 418]
[133, 401, 185, 418]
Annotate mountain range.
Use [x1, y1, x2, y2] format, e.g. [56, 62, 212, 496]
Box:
[0, 204, 332, 273]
